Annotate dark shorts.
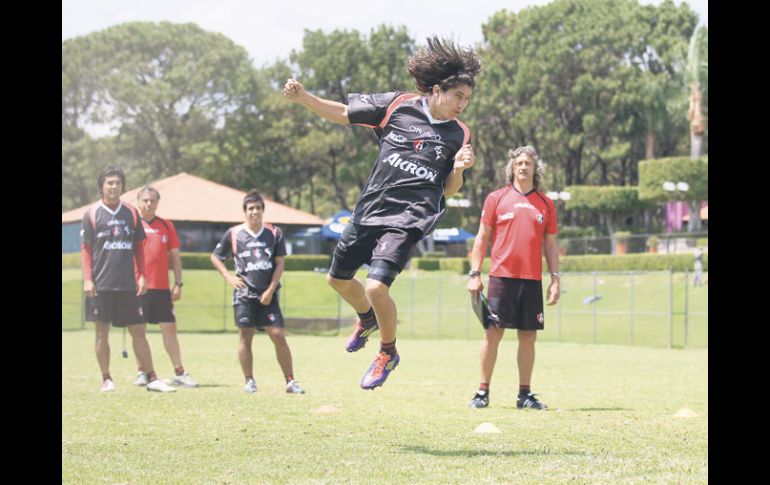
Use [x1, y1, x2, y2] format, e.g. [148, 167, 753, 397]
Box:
[85, 291, 146, 327]
[234, 293, 284, 329]
[486, 276, 544, 330]
[139, 289, 176, 324]
[329, 224, 421, 283]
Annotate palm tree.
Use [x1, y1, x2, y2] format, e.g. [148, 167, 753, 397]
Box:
[686, 27, 707, 232]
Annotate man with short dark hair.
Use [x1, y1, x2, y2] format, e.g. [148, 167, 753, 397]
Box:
[81, 166, 176, 393]
[466, 146, 561, 410]
[133, 185, 198, 388]
[210, 190, 305, 394]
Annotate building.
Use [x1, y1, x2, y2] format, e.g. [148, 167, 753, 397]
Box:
[61, 172, 324, 254]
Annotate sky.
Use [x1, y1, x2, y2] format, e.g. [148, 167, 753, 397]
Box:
[62, 0, 708, 68]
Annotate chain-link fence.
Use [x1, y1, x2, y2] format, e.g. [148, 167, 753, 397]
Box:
[62, 269, 708, 348]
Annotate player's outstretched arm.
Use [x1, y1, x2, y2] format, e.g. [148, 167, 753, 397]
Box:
[282, 78, 350, 125]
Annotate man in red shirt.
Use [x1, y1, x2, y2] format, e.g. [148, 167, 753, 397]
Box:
[466, 146, 561, 410]
[134, 186, 198, 388]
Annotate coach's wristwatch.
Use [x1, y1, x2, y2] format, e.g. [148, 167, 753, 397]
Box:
[175, 281, 184, 287]
[468, 270, 481, 278]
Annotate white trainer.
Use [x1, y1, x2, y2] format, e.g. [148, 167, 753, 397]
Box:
[134, 372, 149, 386]
[100, 379, 115, 392]
[244, 378, 257, 393]
[146, 378, 177, 393]
[170, 372, 198, 388]
[285, 380, 306, 394]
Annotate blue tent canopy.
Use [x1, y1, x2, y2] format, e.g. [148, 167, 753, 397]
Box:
[321, 210, 352, 240]
[430, 227, 475, 243]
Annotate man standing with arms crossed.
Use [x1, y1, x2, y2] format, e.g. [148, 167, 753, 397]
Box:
[81, 166, 176, 393]
[467, 146, 560, 409]
[133, 185, 198, 388]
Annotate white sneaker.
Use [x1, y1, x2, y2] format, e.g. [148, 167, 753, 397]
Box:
[285, 380, 305, 394]
[244, 378, 257, 393]
[170, 372, 198, 388]
[100, 379, 115, 392]
[146, 379, 177, 393]
[134, 372, 149, 386]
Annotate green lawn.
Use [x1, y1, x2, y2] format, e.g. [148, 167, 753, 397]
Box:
[62, 331, 708, 484]
[63, 269, 708, 348]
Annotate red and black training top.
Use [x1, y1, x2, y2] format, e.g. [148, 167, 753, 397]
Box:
[211, 223, 287, 302]
[81, 201, 146, 292]
[347, 92, 471, 236]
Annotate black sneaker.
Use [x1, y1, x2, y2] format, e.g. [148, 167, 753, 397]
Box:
[468, 390, 489, 408]
[517, 392, 547, 410]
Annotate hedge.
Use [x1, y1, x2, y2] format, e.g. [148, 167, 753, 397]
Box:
[63, 252, 706, 273]
[62, 253, 331, 272]
[411, 254, 707, 273]
[638, 156, 708, 202]
[559, 253, 708, 272]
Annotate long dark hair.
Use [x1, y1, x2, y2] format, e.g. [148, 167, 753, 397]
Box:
[407, 36, 481, 93]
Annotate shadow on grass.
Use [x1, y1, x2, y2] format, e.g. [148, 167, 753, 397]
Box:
[567, 407, 629, 412]
[494, 406, 629, 412]
[191, 384, 229, 388]
[399, 445, 585, 458]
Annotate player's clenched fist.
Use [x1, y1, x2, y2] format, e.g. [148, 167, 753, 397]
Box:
[282, 78, 305, 102]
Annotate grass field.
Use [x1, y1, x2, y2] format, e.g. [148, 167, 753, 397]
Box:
[63, 269, 708, 348]
[62, 331, 707, 484]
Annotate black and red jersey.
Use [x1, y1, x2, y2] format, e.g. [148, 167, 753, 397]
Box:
[211, 223, 287, 301]
[347, 92, 471, 235]
[81, 202, 146, 291]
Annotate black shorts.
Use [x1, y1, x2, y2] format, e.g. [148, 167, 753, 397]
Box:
[486, 276, 544, 330]
[329, 224, 421, 280]
[233, 293, 284, 329]
[139, 289, 176, 324]
[85, 291, 146, 327]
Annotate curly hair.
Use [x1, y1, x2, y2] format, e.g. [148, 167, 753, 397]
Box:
[407, 36, 481, 93]
[505, 146, 544, 191]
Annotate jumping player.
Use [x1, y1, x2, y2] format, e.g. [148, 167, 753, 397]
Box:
[283, 36, 481, 389]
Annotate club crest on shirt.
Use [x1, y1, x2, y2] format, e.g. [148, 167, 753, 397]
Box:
[413, 139, 426, 152]
[536, 213, 544, 224]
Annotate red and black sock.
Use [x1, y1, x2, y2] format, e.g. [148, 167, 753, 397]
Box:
[285, 375, 294, 383]
[147, 371, 158, 383]
[357, 307, 377, 328]
[479, 382, 490, 392]
[519, 385, 531, 396]
[175, 366, 185, 376]
[380, 339, 397, 356]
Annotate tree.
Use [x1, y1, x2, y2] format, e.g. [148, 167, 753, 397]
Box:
[464, 0, 698, 226]
[62, 21, 258, 208]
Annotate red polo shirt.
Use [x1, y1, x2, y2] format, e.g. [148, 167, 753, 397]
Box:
[480, 185, 558, 280]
